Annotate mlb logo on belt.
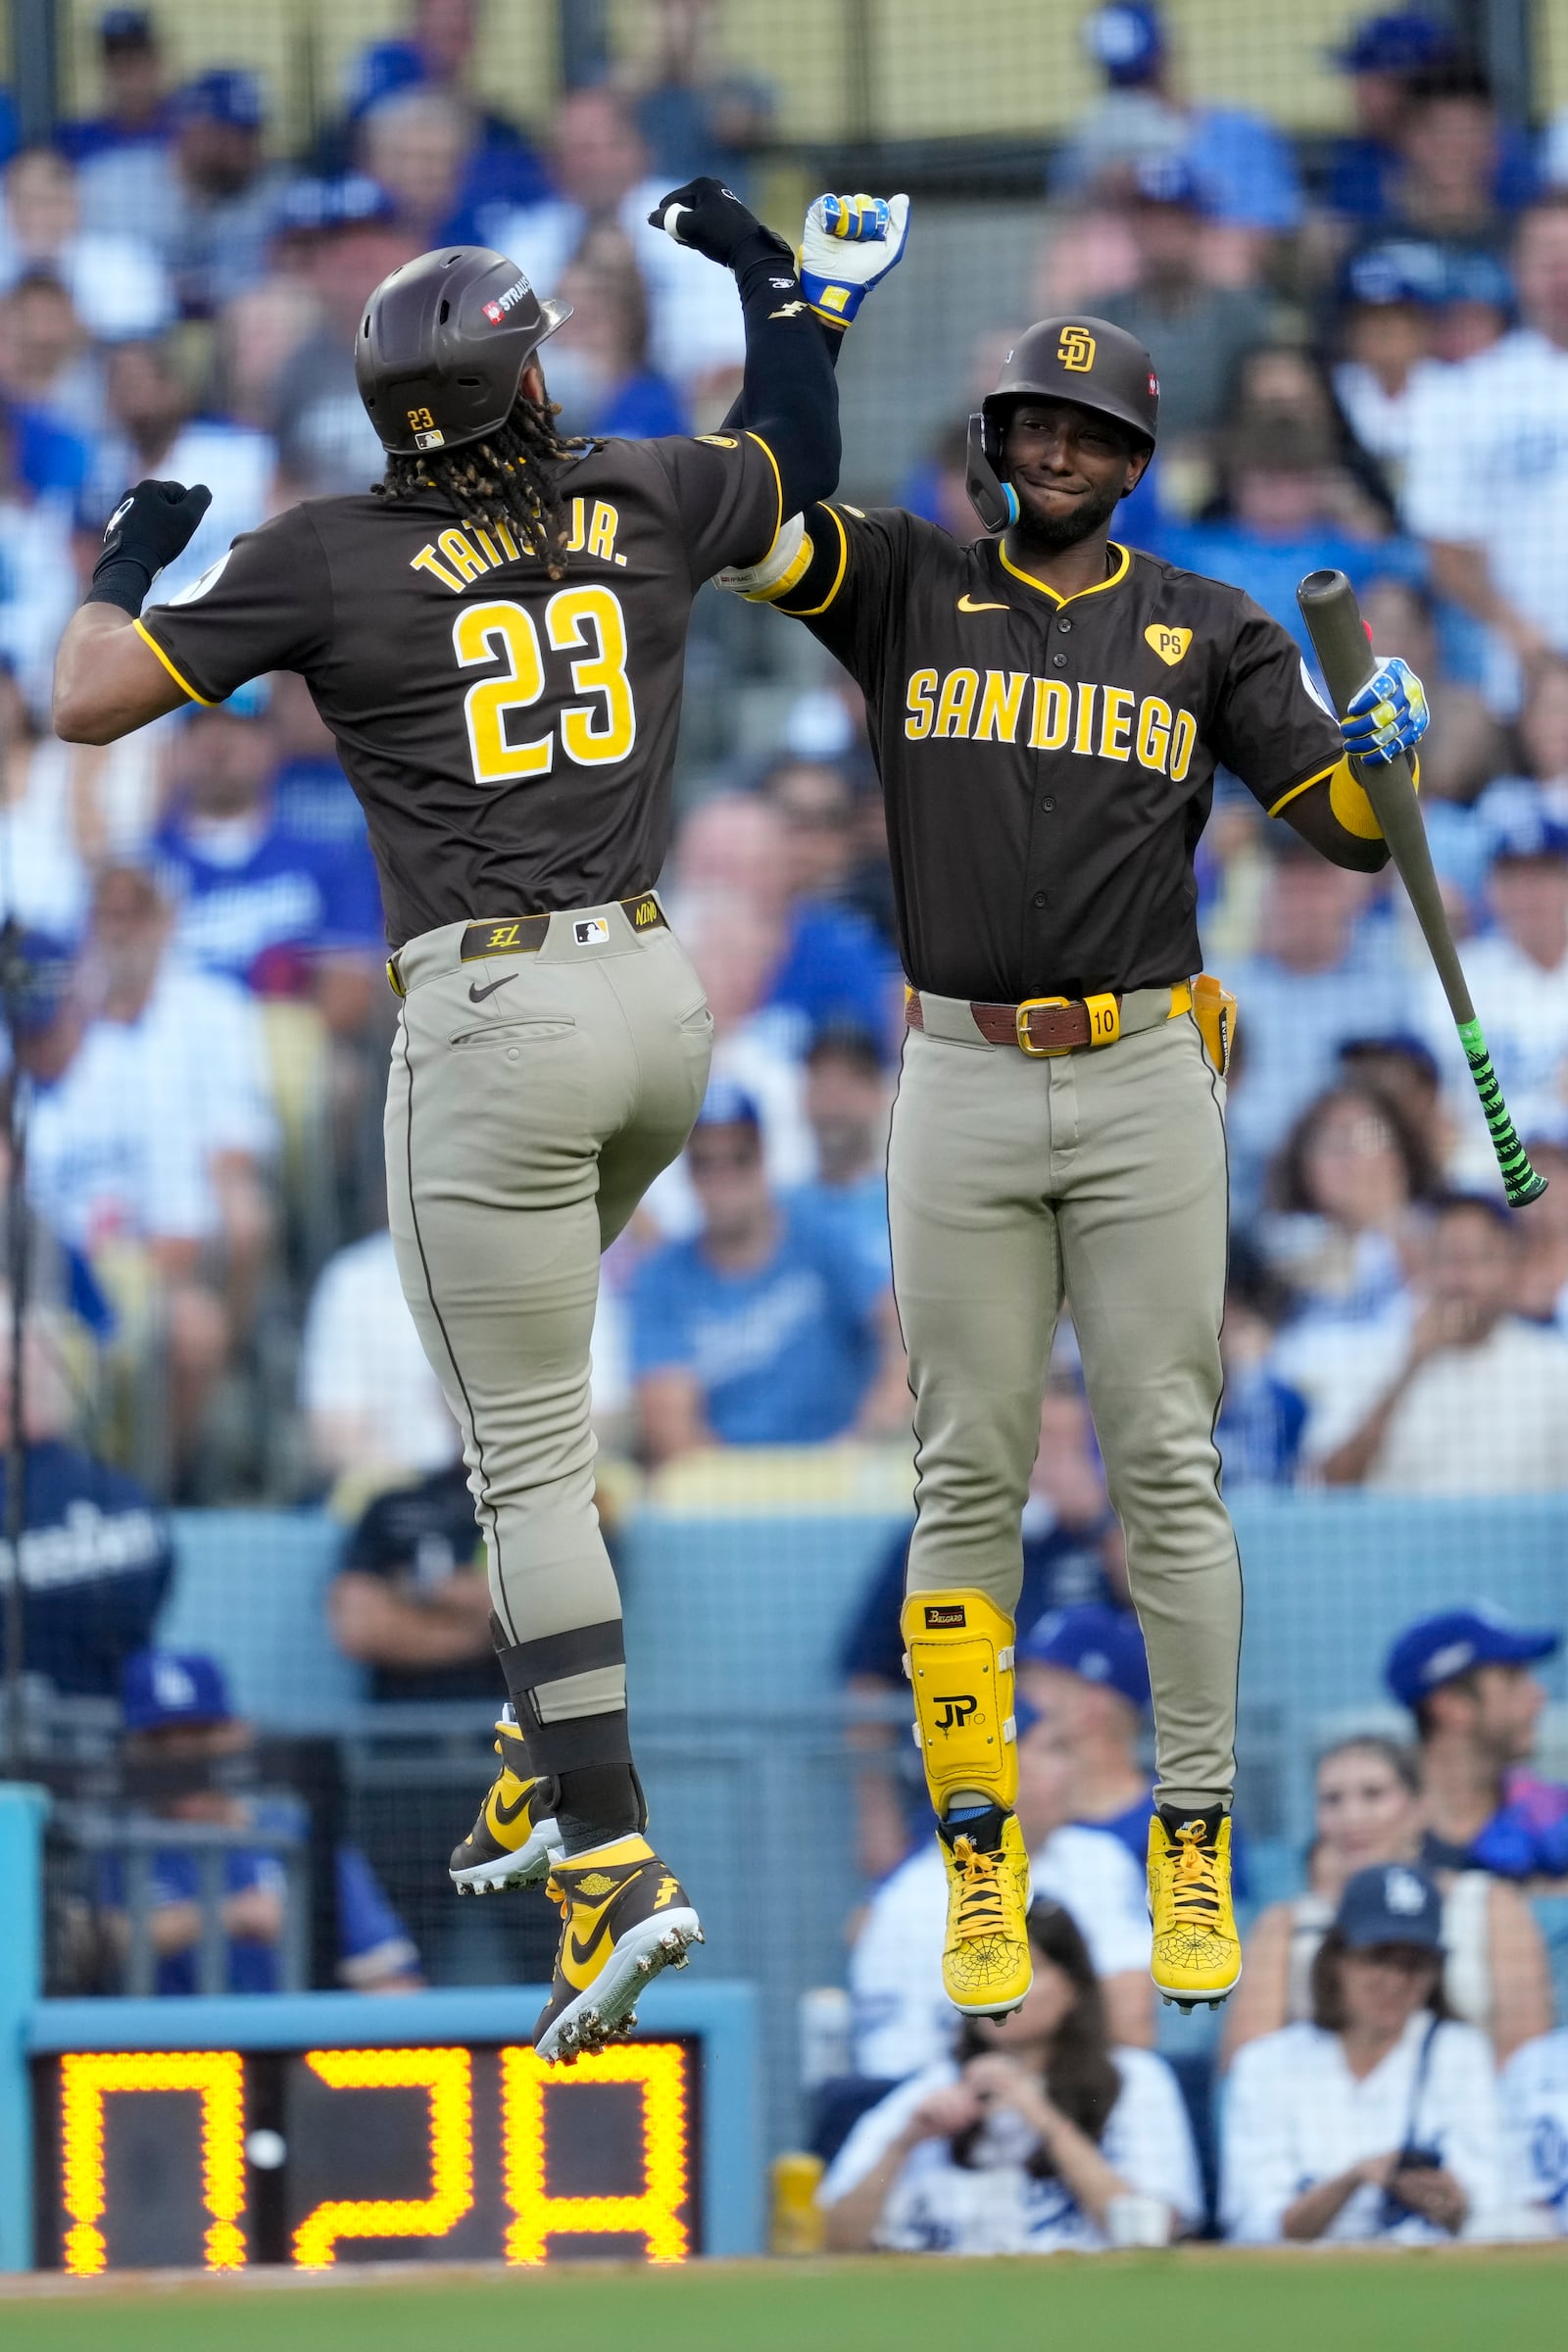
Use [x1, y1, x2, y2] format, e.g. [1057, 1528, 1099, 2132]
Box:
[574, 917, 611, 947]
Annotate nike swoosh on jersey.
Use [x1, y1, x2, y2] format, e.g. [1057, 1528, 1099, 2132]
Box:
[956, 593, 1008, 612]
[468, 974, 518, 1004]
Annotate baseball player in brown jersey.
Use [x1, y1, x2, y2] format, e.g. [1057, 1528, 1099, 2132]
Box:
[723, 303, 1430, 2018]
[51, 177, 910, 2061]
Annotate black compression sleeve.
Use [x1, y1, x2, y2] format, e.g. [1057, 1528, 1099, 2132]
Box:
[727, 229, 841, 515]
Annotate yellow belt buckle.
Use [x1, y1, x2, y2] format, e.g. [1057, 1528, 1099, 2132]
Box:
[1015, 995, 1072, 1056]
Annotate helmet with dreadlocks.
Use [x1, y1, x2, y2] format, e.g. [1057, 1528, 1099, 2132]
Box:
[358, 245, 585, 576]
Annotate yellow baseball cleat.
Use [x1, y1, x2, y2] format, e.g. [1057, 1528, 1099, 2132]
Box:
[448, 1709, 562, 1894]
[937, 1805, 1033, 2021]
[534, 1836, 702, 2064]
[1148, 1809, 1243, 2011]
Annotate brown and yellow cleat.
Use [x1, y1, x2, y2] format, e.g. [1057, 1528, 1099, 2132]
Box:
[937, 1804, 1033, 2021]
[534, 1836, 703, 2064]
[448, 1708, 562, 1895]
[1148, 1807, 1243, 2012]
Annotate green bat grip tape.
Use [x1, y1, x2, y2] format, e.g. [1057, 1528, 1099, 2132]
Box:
[1456, 1017, 1548, 1205]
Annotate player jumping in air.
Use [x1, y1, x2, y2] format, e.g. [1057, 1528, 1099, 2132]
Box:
[51, 180, 908, 2061]
[724, 208, 1431, 2017]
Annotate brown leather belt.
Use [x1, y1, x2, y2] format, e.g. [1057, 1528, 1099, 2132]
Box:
[905, 981, 1193, 1057]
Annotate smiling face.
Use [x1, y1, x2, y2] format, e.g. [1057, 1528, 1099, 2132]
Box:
[1314, 1743, 1421, 1876]
[1000, 398, 1150, 556]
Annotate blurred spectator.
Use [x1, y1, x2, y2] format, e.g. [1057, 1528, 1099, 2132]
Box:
[841, 1383, 1124, 1877]
[1412, 809, 1568, 1162]
[359, 87, 472, 248]
[1373, 64, 1519, 262]
[322, 1, 548, 217]
[1477, 661, 1568, 838]
[151, 704, 382, 1025]
[0, 1302, 173, 1696]
[484, 86, 745, 404]
[1330, 239, 1447, 486]
[101, 1649, 419, 1993]
[0, 145, 171, 340]
[1093, 154, 1274, 449]
[1360, 574, 1506, 808]
[897, 418, 986, 544]
[1221, 1863, 1510, 2243]
[848, 1709, 1154, 2084]
[1336, 1033, 1449, 1170]
[88, 331, 274, 611]
[25, 865, 275, 1466]
[1402, 198, 1568, 695]
[330, 1446, 495, 1700]
[828, 1897, 1191, 2255]
[1018, 1604, 1152, 1864]
[1315, 1196, 1568, 1491]
[613, 0, 774, 188]
[1222, 1735, 1551, 2071]
[298, 1223, 456, 1490]
[1500, 2032, 1568, 2232]
[58, 11, 174, 166]
[0, 661, 90, 939]
[0, 270, 100, 441]
[1159, 414, 1403, 655]
[1214, 1240, 1306, 1488]
[1387, 1606, 1568, 1882]
[1513, 1138, 1568, 1325]
[259, 666, 366, 847]
[78, 71, 287, 319]
[630, 1083, 906, 1461]
[1261, 1081, 1430, 1326]
[1327, 14, 1536, 224]
[269, 177, 415, 498]
[1054, 4, 1301, 237]
[1225, 837, 1401, 1213]
[0, 412, 79, 714]
[546, 227, 685, 441]
[787, 1020, 891, 1289]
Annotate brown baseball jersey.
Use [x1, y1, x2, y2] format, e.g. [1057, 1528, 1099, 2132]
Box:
[135, 432, 783, 948]
[761, 508, 1354, 1003]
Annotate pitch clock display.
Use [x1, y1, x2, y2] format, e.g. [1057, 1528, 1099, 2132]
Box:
[31, 2036, 699, 2271]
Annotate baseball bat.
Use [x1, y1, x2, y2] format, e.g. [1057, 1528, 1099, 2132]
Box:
[1297, 567, 1547, 1208]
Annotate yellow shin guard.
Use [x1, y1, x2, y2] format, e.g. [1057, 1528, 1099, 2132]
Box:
[900, 1589, 1019, 1815]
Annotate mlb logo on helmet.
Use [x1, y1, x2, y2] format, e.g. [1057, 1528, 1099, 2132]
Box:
[482, 300, 503, 322]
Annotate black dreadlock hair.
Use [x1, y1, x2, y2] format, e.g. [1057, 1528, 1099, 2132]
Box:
[373, 393, 592, 581]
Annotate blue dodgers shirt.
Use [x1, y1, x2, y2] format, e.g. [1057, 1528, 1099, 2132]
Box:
[0, 1442, 172, 1695]
[630, 1199, 886, 1444]
[152, 811, 385, 992]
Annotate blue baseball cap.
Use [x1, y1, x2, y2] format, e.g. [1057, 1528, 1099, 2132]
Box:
[1131, 149, 1204, 211]
[122, 1650, 235, 1733]
[1021, 1603, 1152, 1711]
[176, 70, 266, 131]
[1083, 4, 1164, 87]
[1385, 1606, 1559, 1709]
[693, 1078, 762, 1132]
[1341, 236, 1449, 310]
[276, 172, 401, 238]
[99, 8, 155, 46]
[1487, 805, 1568, 866]
[1333, 12, 1453, 75]
[344, 38, 427, 120]
[1335, 1861, 1445, 1949]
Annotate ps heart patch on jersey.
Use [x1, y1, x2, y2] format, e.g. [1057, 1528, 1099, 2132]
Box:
[1145, 625, 1192, 666]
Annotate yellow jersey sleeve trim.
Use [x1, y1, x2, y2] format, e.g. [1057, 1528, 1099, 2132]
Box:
[131, 618, 215, 707]
[997, 537, 1130, 608]
[1266, 760, 1337, 820]
[782, 504, 850, 616]
[743, 431, 784, 550]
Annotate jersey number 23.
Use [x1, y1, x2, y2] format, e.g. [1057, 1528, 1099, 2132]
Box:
[454, 588, 636, 783]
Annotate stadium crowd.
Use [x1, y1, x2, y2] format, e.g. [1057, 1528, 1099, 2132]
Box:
[3, 0, 1568, 2254]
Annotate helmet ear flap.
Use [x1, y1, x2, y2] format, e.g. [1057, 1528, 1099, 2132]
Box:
[966, 410, 1016, 537]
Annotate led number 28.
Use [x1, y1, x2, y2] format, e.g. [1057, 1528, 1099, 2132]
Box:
[454, 588, 636, 783]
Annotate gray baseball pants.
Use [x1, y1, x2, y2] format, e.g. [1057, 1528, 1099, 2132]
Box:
[384, 899, 711, 1728]
[889, 996, 1239, 1813]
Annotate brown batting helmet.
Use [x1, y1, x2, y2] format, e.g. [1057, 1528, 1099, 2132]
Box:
[356, 245, 571, 459]
[966, 316, 1159, 532]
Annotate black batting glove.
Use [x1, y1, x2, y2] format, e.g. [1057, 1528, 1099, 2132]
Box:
[649, 176, 792, 272]
[87, 478, 213, 615]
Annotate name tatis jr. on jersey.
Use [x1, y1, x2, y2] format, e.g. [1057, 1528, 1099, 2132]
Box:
[409, 497, 627, 593]
[904, 666, 1198, 781]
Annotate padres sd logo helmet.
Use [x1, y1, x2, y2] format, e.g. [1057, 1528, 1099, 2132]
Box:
[356, 245, 572, 459]
[966, 314, 1159, 533]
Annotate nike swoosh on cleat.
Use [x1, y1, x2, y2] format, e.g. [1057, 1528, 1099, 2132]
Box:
[468, 974, 517, 1004]
[490, 1786, 533, 1827]
[957, 594, 1008, 612]
[569, 1917, 613, 1970]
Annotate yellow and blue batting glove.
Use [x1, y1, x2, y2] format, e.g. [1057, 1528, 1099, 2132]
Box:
[1342, 657, 1429, 766]
[798, 191, 910, 329]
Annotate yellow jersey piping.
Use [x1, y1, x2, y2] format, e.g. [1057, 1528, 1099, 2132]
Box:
[997, 538, 1131, 607]
[131, 619, 215, 707]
